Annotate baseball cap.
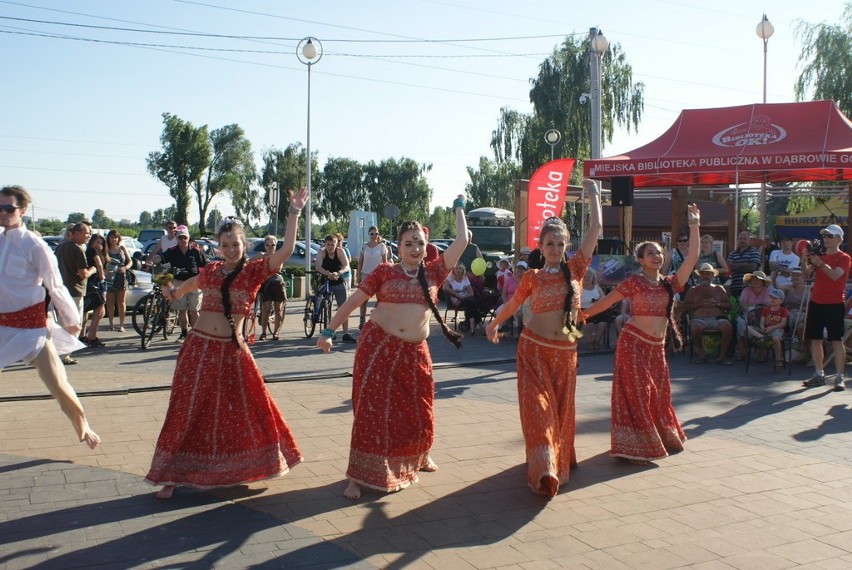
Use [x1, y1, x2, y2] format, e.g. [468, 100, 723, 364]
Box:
[519, 246, 532, 255]
[176, 225, 190, 238]
[516, 260, 528, 270]
[820, 224, 844, 239]
[769, 288, 785, 301]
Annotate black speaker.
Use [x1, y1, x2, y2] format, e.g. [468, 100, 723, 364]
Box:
[611, 177, 634, 206]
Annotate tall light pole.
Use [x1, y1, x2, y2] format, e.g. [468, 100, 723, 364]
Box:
[268, 181, 279, 237]
[756, 15, 774, 242]
[585, 27, 608, 237]
[297, 37, 323, 277]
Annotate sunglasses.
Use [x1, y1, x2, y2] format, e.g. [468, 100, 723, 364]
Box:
[167, 226, 176, 230]
[265, 242, 276, 246]
[0, 204, 19, 214]
[369, 232, 378, 236]
[677, 239, 689, 243]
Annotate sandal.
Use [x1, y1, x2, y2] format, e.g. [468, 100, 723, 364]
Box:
[259, 333, 267, 341]
[271, 334, 279, 341]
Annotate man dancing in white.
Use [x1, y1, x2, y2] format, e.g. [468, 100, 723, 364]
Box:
[0, 185, 100, 448]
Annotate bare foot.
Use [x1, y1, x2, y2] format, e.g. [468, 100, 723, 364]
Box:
[343, 480, 361, 500]
[539, 475, 559, 498]
[155, 485, 175, 499]
[82, 430, 101, 450]
[420, 456, 438, 472]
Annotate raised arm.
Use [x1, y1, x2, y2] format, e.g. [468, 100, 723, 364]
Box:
[673, 204, 701, 288]
[441, 195, 470, 271]
[266, 187, 308, 272]
[577, 179, 603, 260]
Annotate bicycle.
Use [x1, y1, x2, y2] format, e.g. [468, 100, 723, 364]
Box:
[303, 271, 333, 338]
[131, 274, 178, 350]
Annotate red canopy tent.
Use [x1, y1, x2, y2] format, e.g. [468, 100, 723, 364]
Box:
[584, 100, 852, 187]
[584, 100, 852, 247]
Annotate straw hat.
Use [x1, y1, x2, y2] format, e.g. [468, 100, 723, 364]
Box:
[743, 270, 771, 284]
[693, 262, 719, 277]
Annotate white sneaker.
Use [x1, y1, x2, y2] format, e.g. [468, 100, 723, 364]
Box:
[833, 374, 846, 392]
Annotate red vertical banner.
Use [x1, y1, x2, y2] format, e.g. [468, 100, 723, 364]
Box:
[526, 158, 575, 249]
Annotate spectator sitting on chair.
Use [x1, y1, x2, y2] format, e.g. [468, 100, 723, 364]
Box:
[735, 270, 772, 361]
[501, 260, 526, 333]
[769, 235, 800, 292]
[682, 263, 733, 365]
[696, 234, 729, 285]
[753, 288, 789, 373]
[443, 263, 482, 335]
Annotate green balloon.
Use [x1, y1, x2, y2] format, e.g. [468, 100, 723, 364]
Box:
[471, 257, 486, 276]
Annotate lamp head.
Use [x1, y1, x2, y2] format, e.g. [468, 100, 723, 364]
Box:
[592, 30, 609, 54]
[302, 39, 317, 60]
[756, 14, 774, 40]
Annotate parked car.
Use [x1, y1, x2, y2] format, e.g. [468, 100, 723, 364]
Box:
[126, 269, 154, 312]
[250, 239, 319, 269]
[137, 228, 166, 247]
[42, 235, 63, 251]
[121, 236, 143, 258]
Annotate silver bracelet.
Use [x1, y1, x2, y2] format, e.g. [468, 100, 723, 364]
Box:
[288, 205, 301, 215]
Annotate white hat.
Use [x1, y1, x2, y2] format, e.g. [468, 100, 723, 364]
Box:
[821, 224, 844, 239]
[519, 246, 532, 255]
[516, 260, 528, 269]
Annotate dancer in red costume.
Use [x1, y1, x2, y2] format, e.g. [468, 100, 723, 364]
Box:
[485, 179, 602, 498]
[145, 187, 308, 499]
[317, 196, 469, 499]
[581, 204, 701, 464]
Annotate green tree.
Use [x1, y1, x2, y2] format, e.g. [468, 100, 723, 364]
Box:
[199, 124, 256, 235]
[363, 158, 433, 237]
[147, 113, 211, 225]
[138, 211, 154, 227]
[465, 156, 520, 210]
[151, 207, 177, 227]
[490, 34, 644, 178]
[315, 157, 367, 225]
[258, 144, 317, 237]
[91, 209, 113, 229]
[66, 212, 87, 223]
[425, 206, 456, 239]
[206, 207, 223, 233]
[795, 3, 852, 115]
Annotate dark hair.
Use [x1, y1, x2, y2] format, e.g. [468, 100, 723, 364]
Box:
[0, 185, 31, 208]
[635, 241, 682, 348]
[559, 262, 578, 334]
[399, 220, 462, 348]
[217, 219, 248, 346]
[86, 234, 108, 266]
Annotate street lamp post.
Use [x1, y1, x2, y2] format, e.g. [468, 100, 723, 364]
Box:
[756, 15, 774, 242]
[544, 129, 561, 161]
[268, 181, 279, 237]
[297, 37, 323, 277]
[585, 27, 608, 237]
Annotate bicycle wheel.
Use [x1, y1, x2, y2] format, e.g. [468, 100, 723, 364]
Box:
[162, 302, 177, 340]
[320, 297, 332, 330]
[132, 294, 154, 336]
[140, 296, 159, 350]
[303, 297, 317, 338]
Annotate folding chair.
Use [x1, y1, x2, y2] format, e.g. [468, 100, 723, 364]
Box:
[744, 306, 792, 375]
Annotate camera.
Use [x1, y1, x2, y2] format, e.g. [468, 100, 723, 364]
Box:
[803, 237, 827, 257]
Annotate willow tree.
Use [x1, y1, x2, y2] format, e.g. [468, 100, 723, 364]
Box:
[795, 3, 852, 115]
[490, 34, 644, 178]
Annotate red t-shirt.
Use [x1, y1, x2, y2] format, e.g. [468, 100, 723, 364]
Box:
[811, 251, 851, 304]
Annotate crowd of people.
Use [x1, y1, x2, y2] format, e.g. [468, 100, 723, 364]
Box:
[3, 180, 851, 505]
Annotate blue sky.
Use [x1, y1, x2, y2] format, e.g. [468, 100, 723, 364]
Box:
[0, 0, 845, 226]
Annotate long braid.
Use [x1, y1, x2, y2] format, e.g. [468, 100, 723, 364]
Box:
[661, 278, 682, 349]
[417, 264, 463, 349]
[221, 257, 247, 347]
[559, 261, 579, 333]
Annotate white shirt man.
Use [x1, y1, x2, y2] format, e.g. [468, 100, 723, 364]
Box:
[0, 185, 100, 448]
[768, 236, 800, 290]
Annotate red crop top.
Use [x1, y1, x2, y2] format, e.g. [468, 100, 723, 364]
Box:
[199, 258, 273, 316]
[359, 256, 450, 305]
[512, 251, 590, 314]
[615, 273, 681, 317]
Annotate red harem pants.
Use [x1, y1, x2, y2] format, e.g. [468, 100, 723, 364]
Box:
[611, 323, 686, 461]
[145, 330, 302, 488]
[347, 321, 434, 492]
[516, 328, 578, 493]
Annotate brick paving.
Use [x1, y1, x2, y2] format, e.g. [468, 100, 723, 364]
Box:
[2, 303, 852, 569]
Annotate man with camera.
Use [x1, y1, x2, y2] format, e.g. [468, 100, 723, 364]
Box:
[802, 224, 851, 391]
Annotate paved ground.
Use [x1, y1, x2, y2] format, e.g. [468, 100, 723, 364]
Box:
[2, 303, 852, 569]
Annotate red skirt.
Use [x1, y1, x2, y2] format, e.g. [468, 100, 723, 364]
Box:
[347, 321, 434, 492]
[611, 323, 686, 461]
[516, 328, 578, 493]
[145, 331, 302, 488]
